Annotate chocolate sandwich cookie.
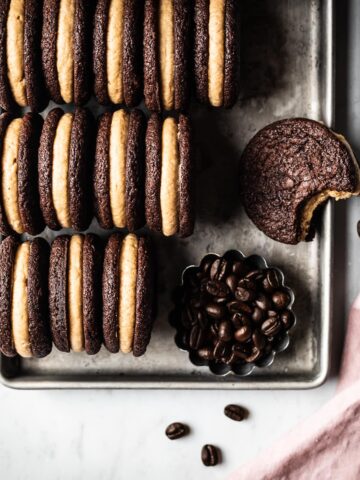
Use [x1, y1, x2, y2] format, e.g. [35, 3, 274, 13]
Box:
[0, 111, 44, 236]
[42, 0, 92, 105]
[145, 113, 194, 237]
[144, 0, 191, 112]
[240, 118, 360, 245]
[94, 108, 146, 231]
[49, 234, 103, 354]
[102, 233, 154, 356]
[0, 236, 51, 358]
[38, 107, 93, 231]
[93, 0, 143, 107]
[0, 0, 47, 111]
[194, 0, 240, 108]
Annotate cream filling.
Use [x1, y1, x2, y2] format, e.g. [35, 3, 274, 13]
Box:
[160, 117, 179, 236]
[11, 242, 32, 358]
[107, 0, 125, 104]
[118, 234, 138, 353]
[208, 0, 225, 107]
[110, 110, 129, 227]
[68, 235, 84, 352]
[1, 118, 24, 234]
[57, 0, 75, 103]
[159, 0, 175, 110]
[300, 133, 360, 240]
[52, 113, 72, 228]
[6, 0, 27, 106]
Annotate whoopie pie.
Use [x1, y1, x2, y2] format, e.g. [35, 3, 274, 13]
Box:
[94, 108, 146, 231]
[0, 111, 44, 236]
[0, 236, 51, 358]
[0, 0, 47, 111]
[49, 234, 103, 354]
[145, 113, 194, 237]
[38, 107, 93, 232]
[144, 0, 191, 112]
[42, 0, 92, 105]
[194, 0, 240, 107]
[102, 233, 154, 357]
[93, 0, 143, 107]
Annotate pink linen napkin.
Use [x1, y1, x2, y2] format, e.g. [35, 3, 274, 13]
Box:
[228, 294, 360, 480]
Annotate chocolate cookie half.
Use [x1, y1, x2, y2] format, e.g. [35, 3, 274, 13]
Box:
[0, 236, 51, 358]
[0, 0, 47, 111]
[240, 118, 360, 244]
[0, 111, 44, 236]
[194, 0, 240, 108]
[144, 0, 191, 112]
[42, 0, 92, 105]
[145, 113, 194, 237]
[38, 107, 93, 231]
[49, 234, 103, 354]
[93, 0, 143, 107]
[102, 233, 155, 356]
[94, 108, 145, 231]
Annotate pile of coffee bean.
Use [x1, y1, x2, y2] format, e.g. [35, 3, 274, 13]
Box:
[178, 254, 295, 369]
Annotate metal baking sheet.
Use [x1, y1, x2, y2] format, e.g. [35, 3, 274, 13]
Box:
[0, 0, 334, 389]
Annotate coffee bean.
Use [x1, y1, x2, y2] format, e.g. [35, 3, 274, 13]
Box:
[197, 347, 214, 361]
[252, 306, 264, 323]
[201, 444, 220, 467]
[232, 260, 248, 277]
[263, 269, 281, 291]
[222, 351, 237, 364]
[165, 422, 189, 440]
[210, 258, 228, 281]
[213, 340, 229, 359]
[218, 320, 232, 342]
[280, 310, 295, 329]
[206, 280, 229, 298]
[245, 347, 262, 363]
[252, 330, 266, 350]
[261, 318, 282, 337]
[234, 326, 252, 342]
[232, 343, 251, 359]
[181, 308, 193, 329]
[224, 404, 247, 421]
[189, 325, 205, 349]
[238, 278, 257, 291]
[210, 322, 219, 337]
[197, 311, 208, 330]
[272, 290, 291, 309]
[200, 256, 216, 274]
[226, 274, 238, 293]
[245, 269, 264, 282]
[231, 312, 244, 329]
[235, 287, 256, 302]
[267, 310, 278, 318]
[255, 293, 272, 311]
[227, 300, 253, 315]
[205, 303, 226, 319]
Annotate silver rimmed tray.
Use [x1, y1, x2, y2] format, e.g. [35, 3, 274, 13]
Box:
[0, 0, 334, 389]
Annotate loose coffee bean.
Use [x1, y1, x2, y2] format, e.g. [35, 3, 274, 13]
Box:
[255, 293, 272, 311]
[252, 330, 266, 350]
[189, 325, 205, 350]
[210, 258, 228, 281]
[232, 260, 248, 277]
[263, 269, 281, 291]
[267, 310, 278, 318]
[234, 326, 252, 342]
[235, 287, 256, 302]
[224, 404, 247, 421]
[252, 306, 264, 323]
[280, 310, 295, 329]
[181, 308, 193, 329]
[238, 278, 257, 291]
[231, 312, 244, 329]
[201, 444, 220, 467]
[272, 290, 291, 309]
[245, 347, 262, 363]
[222, 352, 237, 364]
[165, 422, 189, 440]
[227, 300, 253, 315]
[261, 318, 282, 337]
[205, 303, 226, 319]
[197, 311, 208, 330]
[200, 256, 216, 274]
[218, 320, 232, 342]
[206, 280, 229, 298]
[245, 269, 264, 282]
[232, 343, 251, 359]
[213, 340, 229, 359]
[197, 347, 214, 361]
[226, 274, 238, 293]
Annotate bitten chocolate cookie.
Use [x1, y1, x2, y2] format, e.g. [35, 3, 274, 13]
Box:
[0, 236, 51, 358]
[93, 0, 143, 107]
[194, 0, 240, 108]
[145, 113, 194, 237]
[49, 234, 103, 354]
[240, 118, 360, 245]
[0, 111, 44, 236]
[42, 0, 92, 105]
[94, 108, 145, 231]
[102, 233, 155, 356]
[0, 0, 47, 111]
[38, 107, 93, 231]
[144, 0, 190, 112]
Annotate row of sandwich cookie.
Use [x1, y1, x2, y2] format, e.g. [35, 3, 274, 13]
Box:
[0, 233, 154, 358]
[0, 108, 194, 237]
[0, 0, 240, 112]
